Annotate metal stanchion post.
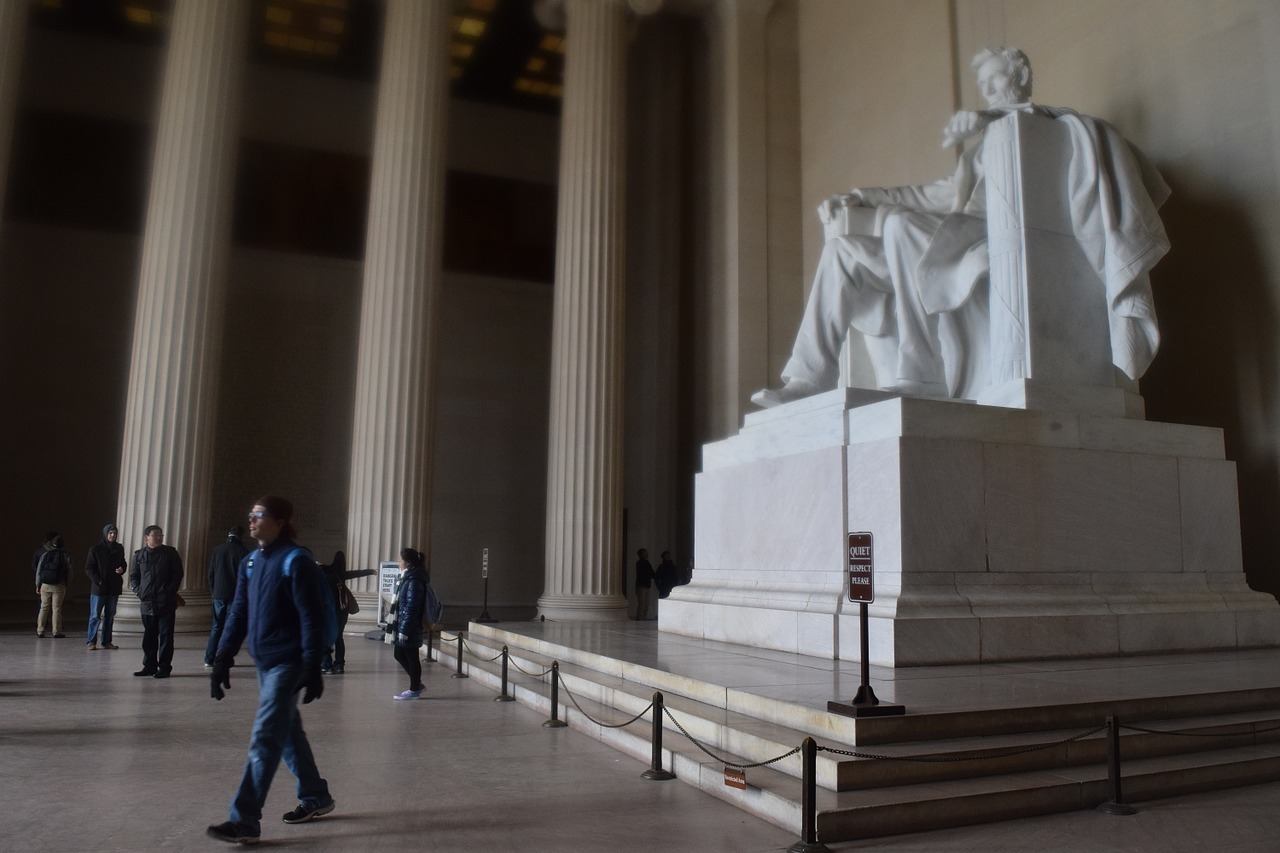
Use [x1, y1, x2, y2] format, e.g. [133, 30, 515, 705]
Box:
[451, 632, 468, 679]
[425, 629, 435, 663]
[787, 737, 832, 853]
[494, 645, 515, 702]
[543, 661, 568, 728]
[1098, 714, 1137, 815]
[641, 692, 676, 781]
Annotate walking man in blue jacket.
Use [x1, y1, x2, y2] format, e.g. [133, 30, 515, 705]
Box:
[206, 496, 335, 845]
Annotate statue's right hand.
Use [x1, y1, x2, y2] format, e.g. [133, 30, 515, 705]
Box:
[817, 194, 848, 223]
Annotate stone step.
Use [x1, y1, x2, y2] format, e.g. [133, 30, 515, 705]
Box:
[816, 744, 1280, 842]
[430, 632, 1280, 843]
[448, 632, 1280, 793]
[466, 622, 1280, 745]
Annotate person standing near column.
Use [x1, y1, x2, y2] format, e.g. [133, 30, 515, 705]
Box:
[129, 525, 184, 678]
[634, 548, 654, 621]
[34, 534, 72, 638]
[389, 547, 428, 701]
[206, 496, 333, 845]
[85, 523, 126, 650]
[205, 526, 248, 669]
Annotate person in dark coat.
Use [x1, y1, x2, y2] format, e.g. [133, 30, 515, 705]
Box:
[634, 548, 655, 620]
[388, 547, 429, 700]
[655, 550, 679, 599]
[35, 534, 72, 638]
[85, 523, 127, 649]
[205, 527, 249, 667]
[321, 550, 373, 675]
[129, 524, 184, 678]
[206, 496, 334, 844]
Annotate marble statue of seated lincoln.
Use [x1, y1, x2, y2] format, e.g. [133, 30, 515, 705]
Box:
[752, 47, 1172, 409]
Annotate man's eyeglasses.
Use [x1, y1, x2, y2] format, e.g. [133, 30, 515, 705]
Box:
[247, 511, 268, 521]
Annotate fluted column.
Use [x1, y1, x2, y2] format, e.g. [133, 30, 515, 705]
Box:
[0, 0, 29, 211]
[538, 0, 632, 620]
[345, 0, 450, 605]
[115, 0, 248, 628]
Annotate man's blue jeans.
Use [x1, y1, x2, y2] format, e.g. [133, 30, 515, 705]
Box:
[204, 599, 230, 665]
[86, 594, 118, 646]
[228, 662, 331, 833]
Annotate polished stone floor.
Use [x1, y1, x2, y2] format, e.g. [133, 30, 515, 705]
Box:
[2, 627, 1279, 852]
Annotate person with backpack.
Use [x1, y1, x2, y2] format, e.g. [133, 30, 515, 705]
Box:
[388, 547, 430, 701]
[206, 496, 335, 845]
[34, 533, 72, 638]
[84, 523, 127, 650]
[321, 550, 374, 675]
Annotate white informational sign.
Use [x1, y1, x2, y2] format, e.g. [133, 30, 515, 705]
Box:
[482, 547, 489, 579]
[377, 561, 400, 626]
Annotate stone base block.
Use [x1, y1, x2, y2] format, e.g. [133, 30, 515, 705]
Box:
[664, 392, 1280, 666]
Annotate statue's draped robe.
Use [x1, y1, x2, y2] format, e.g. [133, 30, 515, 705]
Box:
[788, 105, 1170, 399]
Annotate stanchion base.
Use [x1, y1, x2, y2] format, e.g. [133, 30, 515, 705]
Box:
[476, 612, 498, 624]
[494, 694, 516, 703]
[543, 719, 568, 728]
[827, 700, 906, 718]
[786, 841, 833, 853]
[1097, 801, 1137, 816]
[641, 768, 676, 781]
[451, 673, 470, 679]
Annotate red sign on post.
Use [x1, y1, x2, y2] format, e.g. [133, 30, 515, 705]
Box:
[848, 532, 874, 604]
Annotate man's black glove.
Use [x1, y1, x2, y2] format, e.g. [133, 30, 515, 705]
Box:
[210, 657, 232, 701]
[301, 662, 324, 704]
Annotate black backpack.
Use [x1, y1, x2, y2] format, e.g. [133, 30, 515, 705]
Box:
[36, 550, 66, 585]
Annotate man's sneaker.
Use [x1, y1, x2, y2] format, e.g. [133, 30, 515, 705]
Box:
[204, 663, 214, 670]
[35, 632, 45, 638]
[331, 664, 344, 675]
[103, 643, 119, 650]
[206, 821, 260, 845]
[393, 689, 423, 701]
[281, 800, 335, 824]
[52, 633, 66, 638]
[87, 643, 98, 651]
[133, 668, 157, 677]
[153, 670, 171, 679]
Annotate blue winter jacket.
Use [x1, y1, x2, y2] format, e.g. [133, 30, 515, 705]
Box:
[216, 538, 328, 669]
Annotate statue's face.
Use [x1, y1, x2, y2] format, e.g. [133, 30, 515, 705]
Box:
[976, 55, 1024, 107]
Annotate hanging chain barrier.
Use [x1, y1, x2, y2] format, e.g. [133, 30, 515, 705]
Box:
[662, 705, 802, 769]
[506, 654, 555, 679]
[1119, 721, 1280, 738]
[557, 676, 655, 729]
[439, 631, 461, 642]
[459, 637, 505, 663]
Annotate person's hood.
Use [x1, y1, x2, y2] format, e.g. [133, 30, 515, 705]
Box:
[102, 524, 118, 542]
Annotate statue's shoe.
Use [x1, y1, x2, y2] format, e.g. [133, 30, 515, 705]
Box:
[749, 379, 821, 408]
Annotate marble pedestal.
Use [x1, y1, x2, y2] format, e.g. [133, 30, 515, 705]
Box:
[660, 389, 1280, 666]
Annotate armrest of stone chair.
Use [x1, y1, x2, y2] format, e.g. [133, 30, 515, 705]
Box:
[822, 203, 882, 241]
[978, 111, 1144, 418]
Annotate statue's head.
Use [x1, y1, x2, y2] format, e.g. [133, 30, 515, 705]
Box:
[971, 47, 1032, 107]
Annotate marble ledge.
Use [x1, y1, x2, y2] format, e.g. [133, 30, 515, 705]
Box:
[708, 394, 1226, 472]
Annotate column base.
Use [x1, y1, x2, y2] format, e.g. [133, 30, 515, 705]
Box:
[111, 592, 214, 635]
[537, 593, 630, 622]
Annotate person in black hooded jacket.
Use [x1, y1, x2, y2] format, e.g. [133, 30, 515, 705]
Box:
[205, 527, 248, 668]
[85, 523, 127, 650]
